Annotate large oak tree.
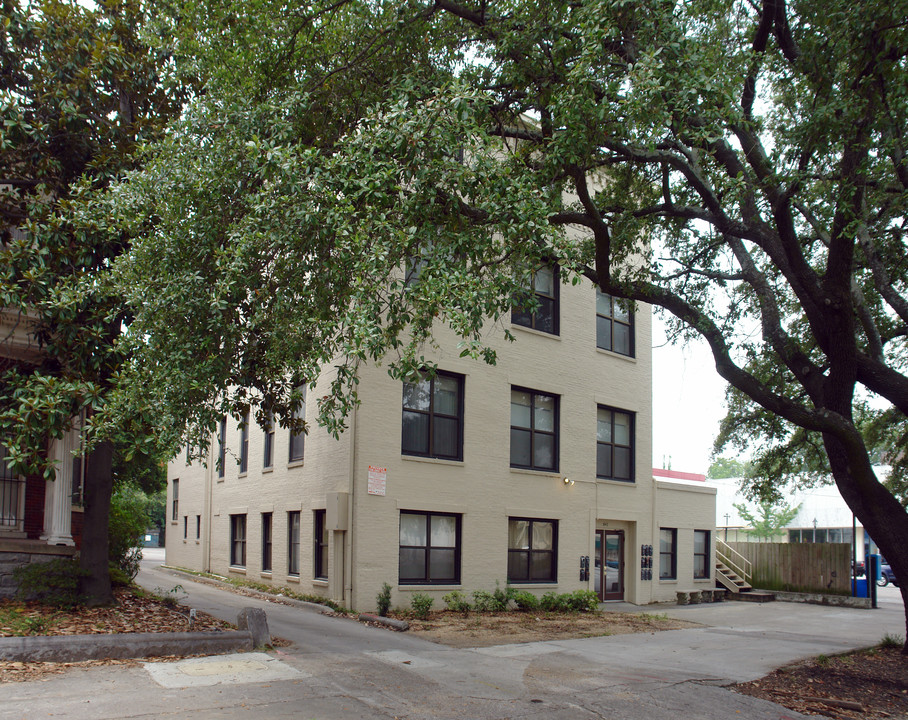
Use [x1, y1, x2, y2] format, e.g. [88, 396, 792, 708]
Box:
[111, 0, 908, 642]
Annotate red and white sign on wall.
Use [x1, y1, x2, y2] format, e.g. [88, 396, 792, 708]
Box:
[367, 466, 387, 496]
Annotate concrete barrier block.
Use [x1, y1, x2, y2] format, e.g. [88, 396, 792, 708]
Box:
[237, 607, 271, 647]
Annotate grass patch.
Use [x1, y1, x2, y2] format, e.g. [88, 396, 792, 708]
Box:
[0, 604, 60, 636]
[637, 612, 670, 623]
[880, 632, 904, 649]
[166, 566, 349, 613]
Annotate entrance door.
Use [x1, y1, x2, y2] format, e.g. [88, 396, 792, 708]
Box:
[595, 530, 624, 601]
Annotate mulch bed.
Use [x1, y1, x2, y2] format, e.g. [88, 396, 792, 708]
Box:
[0, 586, 234, 683]
[735, 646, 908, 719]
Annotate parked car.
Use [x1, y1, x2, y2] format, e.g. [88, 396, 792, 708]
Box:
[878, 564, 898, 587]
[852, 560, 865, 577]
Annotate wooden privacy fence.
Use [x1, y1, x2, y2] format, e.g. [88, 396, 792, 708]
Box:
[727, 542, 851, 595]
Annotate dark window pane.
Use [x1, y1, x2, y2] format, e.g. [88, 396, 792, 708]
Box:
[535, 297, 554, 333]
[596, 315, 612, 351]
[508, 551, 529, 581]
[512, 307, 532, 328]
[531, 551, 554, 581]
[402, 411, 429, 454]
[432, 416, 458, 458]
[429, 548, 456, 581]
[533, 433, 555, 469]
[399, 548, 426, 579]
[614, 447, 631, 479]
[597, 443, 610, 477]
[613, 324, 630, 355]
[510, 428, 531, 466]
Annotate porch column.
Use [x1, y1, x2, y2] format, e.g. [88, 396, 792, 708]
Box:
[41, 427, 76, 547]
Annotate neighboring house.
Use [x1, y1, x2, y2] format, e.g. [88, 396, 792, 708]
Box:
[166, 275, 716, 611]
[0, 306, 84, 597]
[708, 475, 889, 560]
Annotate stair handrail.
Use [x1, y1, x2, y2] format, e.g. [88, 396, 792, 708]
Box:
[716, 539, 752, 584]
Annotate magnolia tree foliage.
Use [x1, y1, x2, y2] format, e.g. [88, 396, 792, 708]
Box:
[111, 0, 908, 641]
[0, 0, 187, 603]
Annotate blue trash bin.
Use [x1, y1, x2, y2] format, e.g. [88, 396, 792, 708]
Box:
[852, 578, 868, 596]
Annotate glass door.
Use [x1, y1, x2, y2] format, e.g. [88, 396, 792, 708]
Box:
[596, 530, 624, 601]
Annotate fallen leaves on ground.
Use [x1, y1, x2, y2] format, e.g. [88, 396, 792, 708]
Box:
[0, 586, 234, 683]
[735, 646, 908, 720]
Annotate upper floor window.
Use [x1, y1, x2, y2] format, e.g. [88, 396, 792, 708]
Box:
[289, 388, 305, 463]
[401, 371, 464, 461]
[171, 479, 179, 521]
[513, 266, 559, 335]
[596, 407, 634, 482]
[263, 412, 275, 469]
[239, 412, 249, 474]
[596, 290, 634, 356]
[217, 418, 226, 478]
[510, 388, 558, 472]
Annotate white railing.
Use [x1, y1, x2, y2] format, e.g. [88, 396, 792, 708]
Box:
[716, 539, 752, 585]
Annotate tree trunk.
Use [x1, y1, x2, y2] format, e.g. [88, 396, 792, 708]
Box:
[79, 438, 114, 606]
[824, 434, 908, 654]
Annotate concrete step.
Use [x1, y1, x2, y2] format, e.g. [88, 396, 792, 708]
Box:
[729, 590, 774, 602]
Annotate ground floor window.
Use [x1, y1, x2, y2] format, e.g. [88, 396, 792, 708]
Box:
[507, 518, 557, 583]
[659, 528, 676, 580]
[262, 512, 272, 572]
[399, 511, 461, 584]
[288, 511, 300, 576]
[314, 509, 328, 579]
[230, 514, 247, 567]
[693, 529, 710, 579]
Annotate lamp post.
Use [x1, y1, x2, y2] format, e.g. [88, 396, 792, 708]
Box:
[812, 518, 818, 543]
[724, 513, 730, 541]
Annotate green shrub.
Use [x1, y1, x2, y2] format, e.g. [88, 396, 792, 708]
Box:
[472, 589, 494, 612]
[411, 593, 433, 620]
[568, 589, 600, 612]
[538, 589, 599, 613]
[491, 581, 511, 611]
[880, 633, 904, 649]
[539, 591, 566, 612]
[13, 558, 88, 609]
[376, 582, 392, 617]
[443, 590, 471, 613]
[109, 485, 147, 579]
[108, 564, 134, 587]
[511, 590, 540, 611]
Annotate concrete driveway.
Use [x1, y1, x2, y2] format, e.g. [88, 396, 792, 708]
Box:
[1, 551, 903, 720]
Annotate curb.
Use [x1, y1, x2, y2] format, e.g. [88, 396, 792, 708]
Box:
[0, 630, 253, 663]
[358, 613, 410, 631]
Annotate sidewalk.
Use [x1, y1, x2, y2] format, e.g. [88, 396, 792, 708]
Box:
[1, 553, 903, 720]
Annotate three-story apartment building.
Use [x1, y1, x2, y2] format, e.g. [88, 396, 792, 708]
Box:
[166, 274, 715, 610]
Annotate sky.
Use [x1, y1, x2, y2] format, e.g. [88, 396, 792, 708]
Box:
[651, 313, 728, 476]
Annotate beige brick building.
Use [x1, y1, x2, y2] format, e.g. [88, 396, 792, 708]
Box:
[165, 274, 716, 611]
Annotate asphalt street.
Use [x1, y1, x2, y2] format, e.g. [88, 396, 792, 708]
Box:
[0, 549, 904, 720]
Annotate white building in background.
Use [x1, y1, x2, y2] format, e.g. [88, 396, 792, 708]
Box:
[707, 471, 893, 560]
